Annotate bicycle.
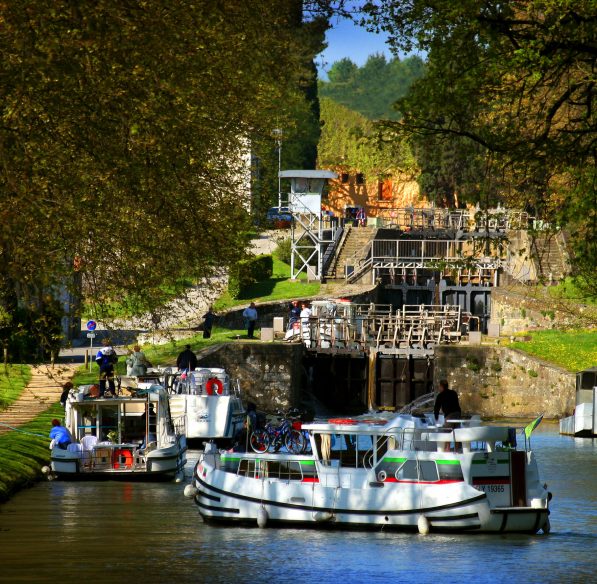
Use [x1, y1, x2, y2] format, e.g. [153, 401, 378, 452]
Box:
[249, 410, 306, 454]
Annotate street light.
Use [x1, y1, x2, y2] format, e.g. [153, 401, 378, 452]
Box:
[272, 128, 283, 208]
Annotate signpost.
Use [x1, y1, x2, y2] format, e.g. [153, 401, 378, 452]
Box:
[86, 320, 97, 371]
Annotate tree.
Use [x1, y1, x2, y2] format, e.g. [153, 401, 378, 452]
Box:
[320, 54, 426, 120]
[0, 1, 320, 350]
[318, 97, 415, 178]
[362, 0, 596, 295]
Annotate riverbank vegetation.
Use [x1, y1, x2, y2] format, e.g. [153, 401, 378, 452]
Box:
[510, 330, 597, 374]
[0, 1, 330, 357]
[0, 365, 30, 409]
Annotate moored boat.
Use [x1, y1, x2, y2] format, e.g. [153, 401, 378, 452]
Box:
[164, 367, 245, 445]
[185, 414, 552, 534]
[49, 384, 187, 481]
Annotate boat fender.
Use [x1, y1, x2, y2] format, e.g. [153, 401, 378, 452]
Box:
[257, 507, 268, 528]
[417, 515, 430, 535]
[542, 518, 551, 535]
[174, 471, 184, 484]
[183, 484, 198, 498]
[313, 511, 333, 522]
[206, 378, 224, 396]
[41, 465, 51, 475]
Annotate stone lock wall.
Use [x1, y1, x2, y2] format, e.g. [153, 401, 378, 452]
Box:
[434, 346, 575, 419]
[197, 342, 304, 413]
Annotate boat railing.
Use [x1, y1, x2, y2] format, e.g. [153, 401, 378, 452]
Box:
[172, 415, 186, 437]
[362, 423, 525, 469]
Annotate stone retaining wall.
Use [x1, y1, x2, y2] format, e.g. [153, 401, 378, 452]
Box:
[196, 342, 305, 413]
[435, 345, 575, 419]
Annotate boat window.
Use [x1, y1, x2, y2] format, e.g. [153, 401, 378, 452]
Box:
[396, 459, 418, 481]
[265, 460, 303, 481]
[316, 433, 373, 468]
[437, 460, 464, 482]
[418, 460, 439, 482]
[237, 459, 268, 478]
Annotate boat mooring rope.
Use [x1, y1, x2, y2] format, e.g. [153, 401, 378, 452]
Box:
[0, 421, 48, 438]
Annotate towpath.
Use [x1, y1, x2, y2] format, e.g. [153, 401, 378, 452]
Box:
[0, 363, 79, 435]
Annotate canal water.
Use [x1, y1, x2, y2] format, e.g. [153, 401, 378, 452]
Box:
[0, 423, 596, 584]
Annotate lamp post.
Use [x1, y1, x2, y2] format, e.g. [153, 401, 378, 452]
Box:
[272, 128, 283, 208]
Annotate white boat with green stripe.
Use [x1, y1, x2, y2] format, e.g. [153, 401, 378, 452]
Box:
[186, 414, 552, 534]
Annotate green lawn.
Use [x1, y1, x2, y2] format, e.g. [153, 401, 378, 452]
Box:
[0, 365, 31, 410]
[548, 278, 597, 305]
[510, 329, 597, 372]
[214, 258, 320, 311]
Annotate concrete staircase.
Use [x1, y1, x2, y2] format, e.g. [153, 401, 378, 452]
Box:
[531, 232, 569, 283]
[326, 226, 377, 280]
[0, 363, 78, 434]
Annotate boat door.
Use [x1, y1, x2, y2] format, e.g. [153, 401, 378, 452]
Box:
[510, 451, 527, 506]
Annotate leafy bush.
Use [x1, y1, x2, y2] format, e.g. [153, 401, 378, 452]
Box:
[273, 237, 292, 265]
[228, 254, 273, 299]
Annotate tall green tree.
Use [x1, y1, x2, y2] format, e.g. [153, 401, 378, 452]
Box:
[362, 0, 596, 295]
[0, 0, 318, 349]
[320, 54, 425, 120]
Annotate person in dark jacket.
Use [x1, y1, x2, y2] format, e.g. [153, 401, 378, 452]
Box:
[202, 307, 215, 339]
[434, 379, 462, 424]
[95, 339, 118, 397]
[177, 345, 197, 371]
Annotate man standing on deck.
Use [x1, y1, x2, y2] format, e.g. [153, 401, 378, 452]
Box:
[434, 379, 462, 425]
[177, 345, 198, 371]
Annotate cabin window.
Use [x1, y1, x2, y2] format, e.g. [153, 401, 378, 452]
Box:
[437, 460, 464, 482]
[418, 460, 439, 482]
[266, 460, 303, 481]
[396, 459, 418, 481]
[356, 173, 365, 185]
[341, 172, 349, 184]
[237, 459, 268, 478]
[316, 433, 373, 468]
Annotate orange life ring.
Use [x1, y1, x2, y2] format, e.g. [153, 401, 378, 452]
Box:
[206, 378, 224, 396]
[112, 448, 133, 469]
[328, 418, 358, 425]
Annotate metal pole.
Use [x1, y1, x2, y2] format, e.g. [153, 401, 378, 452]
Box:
[278, 138, 282, 209]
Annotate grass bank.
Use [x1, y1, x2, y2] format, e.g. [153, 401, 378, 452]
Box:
[0, 328, 246, 502]
[214, 258, 320, 311]
[509, 329, 597, 372]
[0, 365, 30, 409]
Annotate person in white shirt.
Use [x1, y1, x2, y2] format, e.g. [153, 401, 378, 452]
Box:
[242, 302, 258, 339]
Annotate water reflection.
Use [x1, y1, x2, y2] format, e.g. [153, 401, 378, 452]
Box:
[0, 425, 596, 584]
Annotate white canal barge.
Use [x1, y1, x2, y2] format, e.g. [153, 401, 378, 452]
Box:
[165, 368, 245, 445]
[50, 384, 187, 480]
[185, 414, 551, 534]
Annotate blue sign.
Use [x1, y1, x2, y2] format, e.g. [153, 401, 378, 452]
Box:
[86, 320, 97, 331]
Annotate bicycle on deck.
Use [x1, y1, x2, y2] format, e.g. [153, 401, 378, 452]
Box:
[249, 409, 306, 454]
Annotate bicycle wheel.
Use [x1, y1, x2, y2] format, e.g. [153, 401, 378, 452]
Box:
[301, 431, 311, 454]
[284, 429, 306, 454]
[249, 429, 270, 453]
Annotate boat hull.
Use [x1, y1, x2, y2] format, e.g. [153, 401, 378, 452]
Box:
[50, 442, 186, 481]
[192, 462, 548, 534]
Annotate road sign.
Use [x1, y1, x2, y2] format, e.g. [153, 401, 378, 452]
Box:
[86, 332, 96, 339]
[86, 320, 97, 331]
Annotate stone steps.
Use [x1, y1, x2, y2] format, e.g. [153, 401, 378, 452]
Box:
[0, 364, 78, 435]
[328, 226, 377, 279]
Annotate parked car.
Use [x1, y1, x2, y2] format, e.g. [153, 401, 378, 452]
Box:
[266, 206, 292, 228]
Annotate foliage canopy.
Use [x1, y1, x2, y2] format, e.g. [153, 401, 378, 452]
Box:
[0, 1, 323, 352]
